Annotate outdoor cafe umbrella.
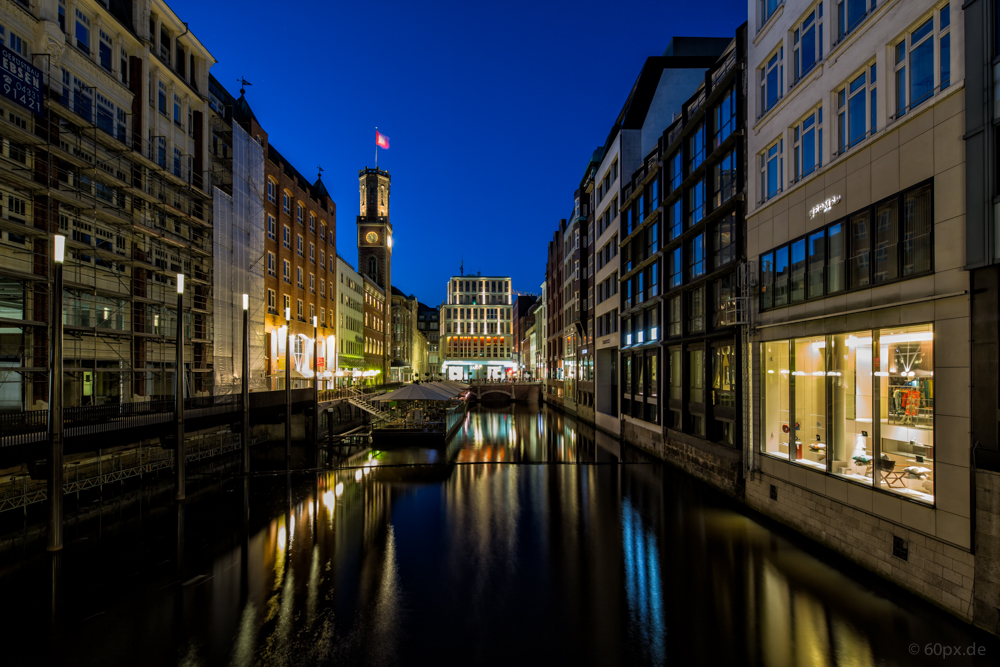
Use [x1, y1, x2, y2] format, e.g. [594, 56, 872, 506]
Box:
[424, 381, 467, 398]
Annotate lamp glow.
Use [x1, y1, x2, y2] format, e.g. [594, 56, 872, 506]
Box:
[176, 273, 184, 294]
[312, 316, 318, 328]
[285, 306, 291, 321]
[242, 293, 249, 311]
[53, 235, 65, 264]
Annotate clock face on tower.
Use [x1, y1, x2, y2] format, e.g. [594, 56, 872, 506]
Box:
[366, 231, 378, 244]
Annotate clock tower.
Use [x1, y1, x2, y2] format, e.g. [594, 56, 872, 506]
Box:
[357, 167, 392, 293]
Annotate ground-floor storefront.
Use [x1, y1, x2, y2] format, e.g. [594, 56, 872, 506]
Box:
[443, 360, 514, 381]
[749, 292, 974, 622]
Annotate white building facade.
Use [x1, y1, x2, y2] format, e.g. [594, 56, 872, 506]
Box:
[440, 275, 513, 380]
[594, 140, 625, 435]
[747, 0, 974, 619]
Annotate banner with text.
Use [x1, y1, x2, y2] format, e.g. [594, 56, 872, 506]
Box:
[0, 45, 43, 116]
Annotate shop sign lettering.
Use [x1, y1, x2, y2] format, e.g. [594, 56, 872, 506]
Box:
[809, 195, 841, 219]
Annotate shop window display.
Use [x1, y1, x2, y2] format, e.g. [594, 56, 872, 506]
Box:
[712, 345, 736, 407]
[669, 348, 682, 428]
[690, 349, 705, 437]
[690, 349, 704, 404]
[793, 337, 826, 470]
[760, 325, 934, 505]
[876, 325, 934, 503]
[761, 341, 791, 458]
[827, 332, 875, 485]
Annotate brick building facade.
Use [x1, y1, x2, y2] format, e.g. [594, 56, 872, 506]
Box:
[262, 144, 335, 389]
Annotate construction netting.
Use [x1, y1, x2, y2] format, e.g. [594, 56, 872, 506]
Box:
[212, 122, 267, 393]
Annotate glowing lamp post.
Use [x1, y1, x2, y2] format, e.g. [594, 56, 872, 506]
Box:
[176, 273, 186, 501]
[241, 293, 250, 474]
[312, 316, 319, 446]
[285, 307, 292, 469]
[47, 235, 65, 551]
[312, 315, 319, 456]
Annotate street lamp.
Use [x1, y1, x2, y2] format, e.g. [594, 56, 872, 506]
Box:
[241, 293, 250, 474]
[47, 234, 65, 551]
[285, 306, 292, 469]
[312, 315, 319, 447]
[175, 273, 185, 501]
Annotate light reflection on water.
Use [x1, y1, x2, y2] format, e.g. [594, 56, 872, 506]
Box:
[622, 497, 665, 665]
[0, 404, 995, 666]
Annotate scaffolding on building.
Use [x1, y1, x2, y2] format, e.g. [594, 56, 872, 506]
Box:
[0, 53, 214, 412]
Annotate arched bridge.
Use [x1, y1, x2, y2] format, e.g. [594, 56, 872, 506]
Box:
[467, 382, 541, 404]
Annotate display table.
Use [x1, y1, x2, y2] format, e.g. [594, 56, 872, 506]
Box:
[881, 469, 907, 488]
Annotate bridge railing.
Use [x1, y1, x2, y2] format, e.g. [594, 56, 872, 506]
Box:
[0, 384, 404, 448]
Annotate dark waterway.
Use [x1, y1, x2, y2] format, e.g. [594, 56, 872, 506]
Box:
[0, 404, 995, 666]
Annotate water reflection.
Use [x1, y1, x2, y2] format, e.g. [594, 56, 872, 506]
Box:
[0, 404, 995, 667]
[622, 497, 665, 665]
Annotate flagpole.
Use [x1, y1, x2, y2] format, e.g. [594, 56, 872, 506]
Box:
[375, 126, 378, 168]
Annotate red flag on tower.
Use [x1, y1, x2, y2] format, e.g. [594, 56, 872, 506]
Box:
[376, 131, 390, 149]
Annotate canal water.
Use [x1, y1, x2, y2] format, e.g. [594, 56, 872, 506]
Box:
[0, 404, 996, 666]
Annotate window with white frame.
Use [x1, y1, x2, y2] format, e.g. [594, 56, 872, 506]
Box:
[267, 251, 276, 277]
[283, 259, 290, 283]
[759, 45, 784, 116]
[297, 203, 304, 225]
[99, 30, 113, 72]
[309, 212, 315, 232]
[759, 0, 782, 29]
[310, 273, 315, 293]
[836, 0, 876, 43]
[267, 179, 275, 203]
[283, 192, 290, 214]
[759, 138, 784, 202]
[793, 4, 823, 83]
[283, 225, 290, 249]
[297, 234, 303, 256]
[793, 107, 823, 180]
[297, 267, 303, 288]
[267, 215, 276, 240]
[893, 5, 951, 120]
[75, 9, 90, 54]
[837, 64, 876, 152]
[309, 242, 315, 263]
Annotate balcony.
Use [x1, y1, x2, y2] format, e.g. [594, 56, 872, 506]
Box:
[712, 49, 737, 90]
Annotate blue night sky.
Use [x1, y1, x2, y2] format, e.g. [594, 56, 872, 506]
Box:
[168, 0, 746, 306]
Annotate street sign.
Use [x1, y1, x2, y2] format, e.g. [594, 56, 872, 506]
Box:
[0, 44, 43, 116]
